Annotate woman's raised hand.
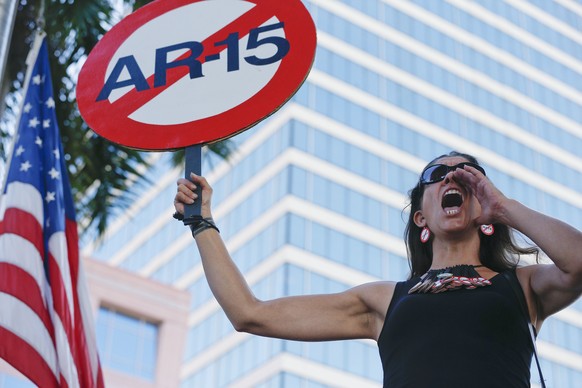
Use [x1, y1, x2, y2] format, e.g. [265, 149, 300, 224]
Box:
[174, 173, 213, 219]
[453, 165, 509, 226]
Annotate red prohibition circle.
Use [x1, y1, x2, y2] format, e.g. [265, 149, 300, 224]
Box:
[77, 0, 316, 151]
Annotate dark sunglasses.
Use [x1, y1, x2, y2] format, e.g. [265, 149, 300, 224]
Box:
[419, 162, 486, 185]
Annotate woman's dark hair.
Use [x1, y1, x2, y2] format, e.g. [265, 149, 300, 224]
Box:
[404, 151, 539, 279]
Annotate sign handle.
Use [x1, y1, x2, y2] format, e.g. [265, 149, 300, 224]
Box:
[183, 144, 203, 226]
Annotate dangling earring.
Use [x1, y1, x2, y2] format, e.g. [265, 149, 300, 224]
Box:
[480, 224, 494, 236]
[420, 227, 431, 243]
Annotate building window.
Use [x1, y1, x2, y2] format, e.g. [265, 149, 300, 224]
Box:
[96, 306, 158, 381]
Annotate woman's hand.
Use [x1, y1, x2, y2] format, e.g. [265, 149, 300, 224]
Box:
[174, 173, 213, 219]
[453, 165, 510, 226]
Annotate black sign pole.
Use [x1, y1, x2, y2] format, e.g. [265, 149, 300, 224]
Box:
[183, 144, 203, 225]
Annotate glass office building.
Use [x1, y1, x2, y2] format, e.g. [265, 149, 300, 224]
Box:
[6, 1, 580, 387]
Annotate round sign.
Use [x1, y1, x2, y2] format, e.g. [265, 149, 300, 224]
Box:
[77, 0, 316, 151]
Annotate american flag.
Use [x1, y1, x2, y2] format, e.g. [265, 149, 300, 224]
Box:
[0, 34, 104, 388]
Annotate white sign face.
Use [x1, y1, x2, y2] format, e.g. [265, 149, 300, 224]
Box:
[109, 2, 281, 124]
[77, 0, 317, 150]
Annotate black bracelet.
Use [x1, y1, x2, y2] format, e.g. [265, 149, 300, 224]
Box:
[189, 217, 220, 238]
[173, 212, 219, 237]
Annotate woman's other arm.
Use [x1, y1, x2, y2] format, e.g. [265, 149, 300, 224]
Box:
[498, 200, 582, 320]
[454, 166, 582, 324]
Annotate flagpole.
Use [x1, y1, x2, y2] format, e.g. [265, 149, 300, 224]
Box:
[0, 31, 46, 193]
[0, 0, 19, 88]
[37, 0, 46, 30]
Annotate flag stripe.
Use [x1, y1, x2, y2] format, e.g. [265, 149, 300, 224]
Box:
[0, 182, 43, 226]
[75, 254, 103, 385]
[53, 313, 80, 388]
[47, 250, 85, 387]
[48, 221, 99, 388]
[0, 326, 59, 388]
[0, 206, 44, 254]
[0, 233, 48, 300]
[0, 263, 53, 333]
[49, 231, 76, 323]
[66, 217, 102, 388]
[0, 293, 59, 376]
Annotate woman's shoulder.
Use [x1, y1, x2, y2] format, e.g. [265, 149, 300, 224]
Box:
[353, 280, 398, 300]
[350, 281, 397, 314]
[350, 281, 398, 340]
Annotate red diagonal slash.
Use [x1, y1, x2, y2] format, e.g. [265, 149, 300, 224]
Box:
[113, 4, 275, 118]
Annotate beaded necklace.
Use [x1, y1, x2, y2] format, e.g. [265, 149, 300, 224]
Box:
[408, 264, 492, 294]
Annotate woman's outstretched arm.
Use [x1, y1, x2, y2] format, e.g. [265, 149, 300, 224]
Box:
[175, 173, 393, 342]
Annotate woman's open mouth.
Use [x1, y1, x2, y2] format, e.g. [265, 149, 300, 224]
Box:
[442, 189, 463, 215]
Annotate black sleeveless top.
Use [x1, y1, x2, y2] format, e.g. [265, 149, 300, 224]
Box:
[377, 269, 533, 388]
